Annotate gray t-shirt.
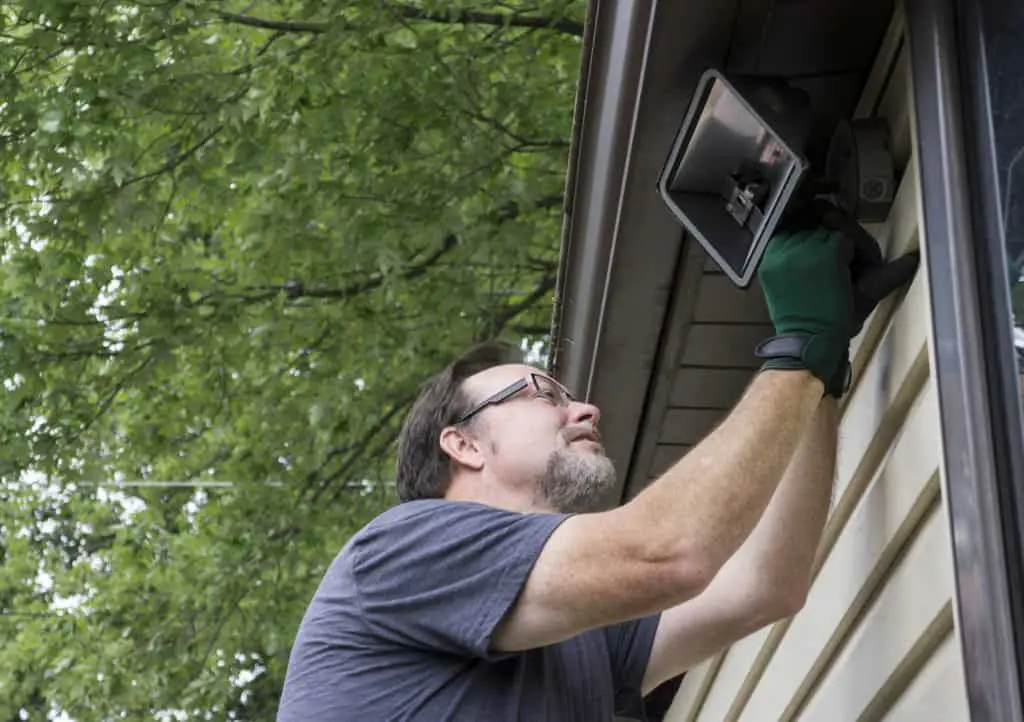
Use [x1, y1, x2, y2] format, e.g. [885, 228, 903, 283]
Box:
[277, 499, 661, 721]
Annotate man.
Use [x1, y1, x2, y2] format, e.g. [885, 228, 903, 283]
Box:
[277, 215, 918, 721]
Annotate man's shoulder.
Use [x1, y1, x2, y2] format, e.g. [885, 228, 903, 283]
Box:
[366, 498, 462, 525]
[349, 499, 564, 576]
[356, 499, 518, 541]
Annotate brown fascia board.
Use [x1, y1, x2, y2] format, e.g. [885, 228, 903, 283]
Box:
[548, 0, 655, 397]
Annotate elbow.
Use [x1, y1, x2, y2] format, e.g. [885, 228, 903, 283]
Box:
[672, 556, 809, 620]
[725, 584, 808, 640]
[759, 581, 809, 622]
[665, 547, 719, 604]
[774, 567, 813, 618]
[773, 586, 809, 619]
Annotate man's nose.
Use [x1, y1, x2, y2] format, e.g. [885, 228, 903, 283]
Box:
[568, 399, 601, 428]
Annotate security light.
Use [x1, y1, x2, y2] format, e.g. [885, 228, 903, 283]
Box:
[658, 69, 814, 288]
[826, 117, 896, 223]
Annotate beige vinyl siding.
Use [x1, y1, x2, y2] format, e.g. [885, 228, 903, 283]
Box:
[663, 7, 968, 722]
[882, 634, 970, 722]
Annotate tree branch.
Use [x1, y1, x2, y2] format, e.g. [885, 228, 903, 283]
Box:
[215, 11, 327, 34]
[461, 107, 569, 152]
[70, 355, 156, 442]
[195, 233, 459, 307]
[121, 125, 224, 189]
[36, 340, 154, 363]
[511, 323, 551, 336]
[216, 6, 584, 38]
[323, 423, 406, 507]
[43, 233, 463, 339]
[389, 4, 584, 38]
[303, 395, 416, 504]
[477, 274, 556, 341]
[490, 195, 564, 223]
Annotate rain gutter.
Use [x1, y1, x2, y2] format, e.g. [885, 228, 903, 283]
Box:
[548, 0, 655, 397]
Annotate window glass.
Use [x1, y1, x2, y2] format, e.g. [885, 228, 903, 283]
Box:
[982, 8, 1024, 419]
[976, 3, 1024, 683]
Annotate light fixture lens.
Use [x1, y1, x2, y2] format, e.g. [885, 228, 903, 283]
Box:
[659, 70, 811, 287]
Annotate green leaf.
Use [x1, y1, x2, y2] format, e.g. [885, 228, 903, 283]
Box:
[0, 0, 581, 717]
[39, 109, 62, 133]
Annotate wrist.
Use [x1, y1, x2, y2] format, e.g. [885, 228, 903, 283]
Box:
[757, 366, 825, 399]
[755, 332, 848, 386]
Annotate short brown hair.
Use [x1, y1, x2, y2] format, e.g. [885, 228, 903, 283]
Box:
[395, 340, 525, 502]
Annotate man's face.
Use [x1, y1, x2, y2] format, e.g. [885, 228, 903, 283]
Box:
[458, 363, 617, 513]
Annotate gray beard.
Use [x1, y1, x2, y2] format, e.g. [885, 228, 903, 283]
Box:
[536, 448, 618, 513]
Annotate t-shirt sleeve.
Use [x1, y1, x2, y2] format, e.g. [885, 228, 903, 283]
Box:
[351, 500, 568, 660]
[604, 613, 662, 720]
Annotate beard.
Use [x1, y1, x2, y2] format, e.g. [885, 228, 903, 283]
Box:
[535, 446, 618, 514]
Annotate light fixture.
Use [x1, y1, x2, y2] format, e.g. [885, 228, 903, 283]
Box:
[826, 117, 896, 223]
[658, 69, 814, 288]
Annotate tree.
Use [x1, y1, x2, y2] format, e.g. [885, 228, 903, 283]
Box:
[0, 1, 584, 718]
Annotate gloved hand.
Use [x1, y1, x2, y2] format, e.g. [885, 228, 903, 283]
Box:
[756, 226, 856, 385]
[812, 202, 920, 397]
[756, 199, 920, 391]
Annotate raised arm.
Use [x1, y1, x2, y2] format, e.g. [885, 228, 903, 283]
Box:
[636, 213, 920, 685]
[493, 218, 919, 653]
[492, 228, 855, 651]
[640, 396, 839, 691]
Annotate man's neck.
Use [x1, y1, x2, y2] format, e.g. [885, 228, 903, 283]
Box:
[444, 475, 553, 514]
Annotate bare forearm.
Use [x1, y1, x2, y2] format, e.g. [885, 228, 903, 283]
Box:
[626, 369, 823, 578]
[759, 398, 836, 591]
[710, 397, 838, 608]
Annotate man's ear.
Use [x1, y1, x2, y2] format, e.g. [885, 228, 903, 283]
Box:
[439, 426, 485, 472]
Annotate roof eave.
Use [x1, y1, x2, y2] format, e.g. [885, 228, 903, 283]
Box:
[548, 0, 656, 398]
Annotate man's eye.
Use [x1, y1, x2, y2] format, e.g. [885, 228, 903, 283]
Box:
[536, 389, 559, 402]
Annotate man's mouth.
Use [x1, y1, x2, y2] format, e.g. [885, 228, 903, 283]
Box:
[565, 428, 601, 446]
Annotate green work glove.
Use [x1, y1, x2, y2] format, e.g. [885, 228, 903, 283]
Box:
[756, 226, 856, 385]
[824, 349, 854, 399]
[815, 203, 920, 397]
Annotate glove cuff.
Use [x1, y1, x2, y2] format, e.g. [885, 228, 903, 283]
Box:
[755, 332, 847, 386]
[824, 353, 852, 398]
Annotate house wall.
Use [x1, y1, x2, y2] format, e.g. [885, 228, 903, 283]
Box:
[663, 8, 970, 722]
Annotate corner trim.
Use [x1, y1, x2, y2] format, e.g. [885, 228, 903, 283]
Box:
[905, 0, 1024, 718]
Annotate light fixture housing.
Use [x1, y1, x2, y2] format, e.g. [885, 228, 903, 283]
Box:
[658, 69, 813, 288]
[826, 117, 896, 223]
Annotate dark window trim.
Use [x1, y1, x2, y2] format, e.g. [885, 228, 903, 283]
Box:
[906, 1, 1024, 720]
[953, 0, 1024, 689]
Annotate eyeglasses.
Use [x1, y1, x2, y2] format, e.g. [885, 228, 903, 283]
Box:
[453, 373, 576, 425]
